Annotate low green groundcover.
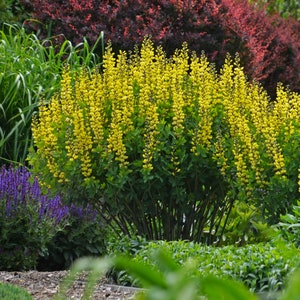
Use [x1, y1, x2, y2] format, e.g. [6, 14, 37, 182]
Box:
[0, 282, 33, 300]
[111, 239, 300, 293]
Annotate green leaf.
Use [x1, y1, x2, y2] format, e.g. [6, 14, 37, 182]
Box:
[200, 275, 259, 300]
[152, 248, 181, 273]
[114, 255, 168, 289]
[279, 269, 300, 300]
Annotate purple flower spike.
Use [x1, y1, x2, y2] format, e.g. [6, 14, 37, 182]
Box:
[0, 165, 69, 226]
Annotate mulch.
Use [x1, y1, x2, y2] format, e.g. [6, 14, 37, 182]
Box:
[0, 271, 141, 299]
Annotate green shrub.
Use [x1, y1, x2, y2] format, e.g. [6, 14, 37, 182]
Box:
[0, 282, 33, 300]
[29, 39, 300, 243]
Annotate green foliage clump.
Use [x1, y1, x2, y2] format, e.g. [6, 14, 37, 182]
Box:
[128, 240, 299, 293]
[107, 235, 149, 257]
[54, 252, 258, 300]
[0, 0, 29, 28]
[220, 202, 271, 246]
[262, 0, 300, 20]
[276, 201, 300, 248]
[106, 235, 149, 285]
[0, 282, 33, 300]
[37, 204, 107, 271]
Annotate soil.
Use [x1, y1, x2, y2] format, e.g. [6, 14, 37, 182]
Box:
[0, 271, 141, 299]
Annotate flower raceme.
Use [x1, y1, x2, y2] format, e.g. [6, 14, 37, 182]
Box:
[30, 39, 300, 231]
[0, 165, 69, 223]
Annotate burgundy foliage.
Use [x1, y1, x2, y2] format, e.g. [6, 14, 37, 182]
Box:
[218, 0, 300, 97]
[21, 0, 300, 97]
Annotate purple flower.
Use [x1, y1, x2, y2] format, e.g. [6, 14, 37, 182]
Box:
[0, 165, 69, 225]
[0, 165, 98, 230]
[68, 203, 98, 222]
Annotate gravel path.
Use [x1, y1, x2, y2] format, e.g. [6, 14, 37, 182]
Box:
[0, 271, 140, 299]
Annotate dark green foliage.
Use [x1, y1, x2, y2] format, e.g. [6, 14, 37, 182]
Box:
[107, 235, 149, 257]
[0, 282, 33, 300]
[37, 206, 107, 271]
[106, 235, 149, 286]
[0, 0, 30, 28]
[264, 0, 300, 20]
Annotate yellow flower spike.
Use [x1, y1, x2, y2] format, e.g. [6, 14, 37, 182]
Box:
[61, 75, 94, 178]
[213, 133, 229, 176]
[190, 53, 216, 154]
[88, 74, 105, 145]
[107, 110, 129, 169]
[217, 57, 271, 192]
[130, 40, 163, 172]
[103, 49, 136, 170]
[31, 97, 67, 181]
[297, 169, 300, 193]
[60, 67, 75, 117]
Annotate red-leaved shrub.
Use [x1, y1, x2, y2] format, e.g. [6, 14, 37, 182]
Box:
[218, 0, 300, 98]
[21, 0, 300, 97]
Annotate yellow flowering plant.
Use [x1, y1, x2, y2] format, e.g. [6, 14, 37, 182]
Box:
[29, 38, 300, 242]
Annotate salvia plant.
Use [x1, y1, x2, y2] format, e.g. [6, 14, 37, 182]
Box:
[0, 164, 69, 270]
[0, 164, 107, 271]
[29, 39, 300, 243]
